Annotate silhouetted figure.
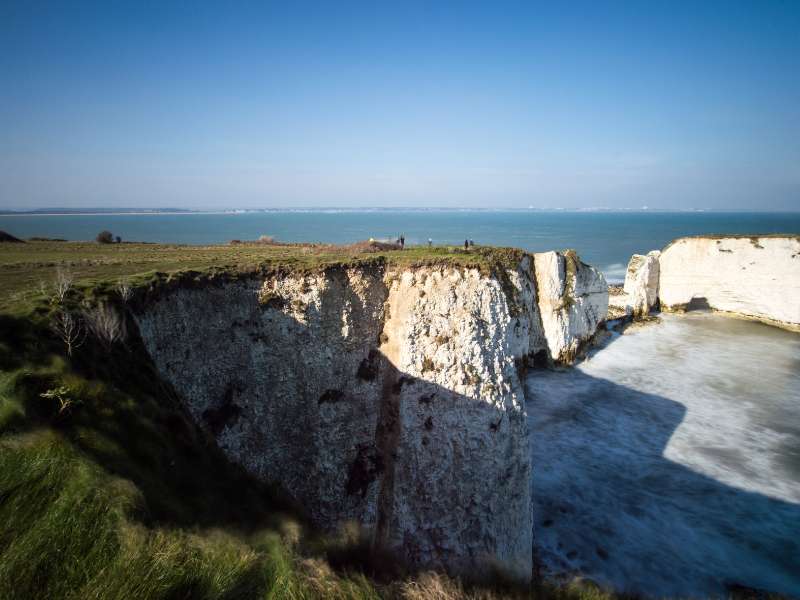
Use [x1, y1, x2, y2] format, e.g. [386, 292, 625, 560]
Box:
[464, 239, 469, 251]
[400, 234, 405, 249]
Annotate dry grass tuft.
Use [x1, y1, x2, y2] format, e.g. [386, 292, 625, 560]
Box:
[400, 572, 503, 600]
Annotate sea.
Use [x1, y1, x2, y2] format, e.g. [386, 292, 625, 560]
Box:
[1, 210, 799, 283]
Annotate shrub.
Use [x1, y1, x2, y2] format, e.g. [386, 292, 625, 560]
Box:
[53, 268, 73, 303]
[96, 230, 114, 244]
[39, 385, 80, 415]
[83, 303, 126, 348]
[115, 279, 133, 304]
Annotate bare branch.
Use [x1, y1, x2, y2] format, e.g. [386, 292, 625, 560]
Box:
[51, 309, 86, 356]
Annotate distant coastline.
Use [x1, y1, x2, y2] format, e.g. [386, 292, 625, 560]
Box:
[2, 207, 798, 216]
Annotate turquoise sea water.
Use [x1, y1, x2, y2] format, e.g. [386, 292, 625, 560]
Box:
[1, 211, 798, 282]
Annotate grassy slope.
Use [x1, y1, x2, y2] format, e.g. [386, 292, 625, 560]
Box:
[0, 240, 612, 600]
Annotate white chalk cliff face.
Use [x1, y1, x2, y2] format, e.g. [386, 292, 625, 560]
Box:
[533, 251, 609, 362]
[132, 251, 607, 580]
[622, 251, 661, 318]
[658, 236, 800, 331]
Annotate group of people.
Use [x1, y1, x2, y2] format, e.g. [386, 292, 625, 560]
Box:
[393, 234, 476, 250]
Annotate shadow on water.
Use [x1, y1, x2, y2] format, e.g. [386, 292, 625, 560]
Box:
[526, 363, 800, 598]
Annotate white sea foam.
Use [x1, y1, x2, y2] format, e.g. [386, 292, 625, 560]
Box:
[527, 312, 800, 597]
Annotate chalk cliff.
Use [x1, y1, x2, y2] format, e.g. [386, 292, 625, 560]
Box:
[533, 251, 609, 362]
[658, 236, 800, 331]
[132, 250, 608, 580]
[623, 250, 661, 318]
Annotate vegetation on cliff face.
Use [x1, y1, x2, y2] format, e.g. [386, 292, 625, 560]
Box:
[0, 241, 617, 599]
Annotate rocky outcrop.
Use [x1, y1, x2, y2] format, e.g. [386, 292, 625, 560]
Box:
[132, 250, 608, 581]
[533, 251, 609, 362]
[658, 236, 800, 331]
[622, 251, 660, 318]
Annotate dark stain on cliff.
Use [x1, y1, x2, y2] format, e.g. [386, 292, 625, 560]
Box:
[345, 443, 384, 498]
[489, 414, 503, 433]
[418, 393, 435, 406]
[202, 383, 242, 436]
[356, 348, 381, 381]
[424, 416, 434, 431]
[318, 389, 346, 405]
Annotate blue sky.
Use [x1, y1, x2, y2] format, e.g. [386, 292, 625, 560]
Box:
[1, 1, 798, 210]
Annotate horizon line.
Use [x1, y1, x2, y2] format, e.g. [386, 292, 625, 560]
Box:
[3, 207, 800, 216]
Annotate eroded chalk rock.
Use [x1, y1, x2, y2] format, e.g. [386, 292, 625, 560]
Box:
[658, 236, 800, 331]
[623, 250, 661, 317]
[533, 250, 609, 363]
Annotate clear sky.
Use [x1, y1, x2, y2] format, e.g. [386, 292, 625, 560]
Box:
[1, 1, 798, 210]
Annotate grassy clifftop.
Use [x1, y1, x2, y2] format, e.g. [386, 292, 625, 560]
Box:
[0, 239, 528, 314]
